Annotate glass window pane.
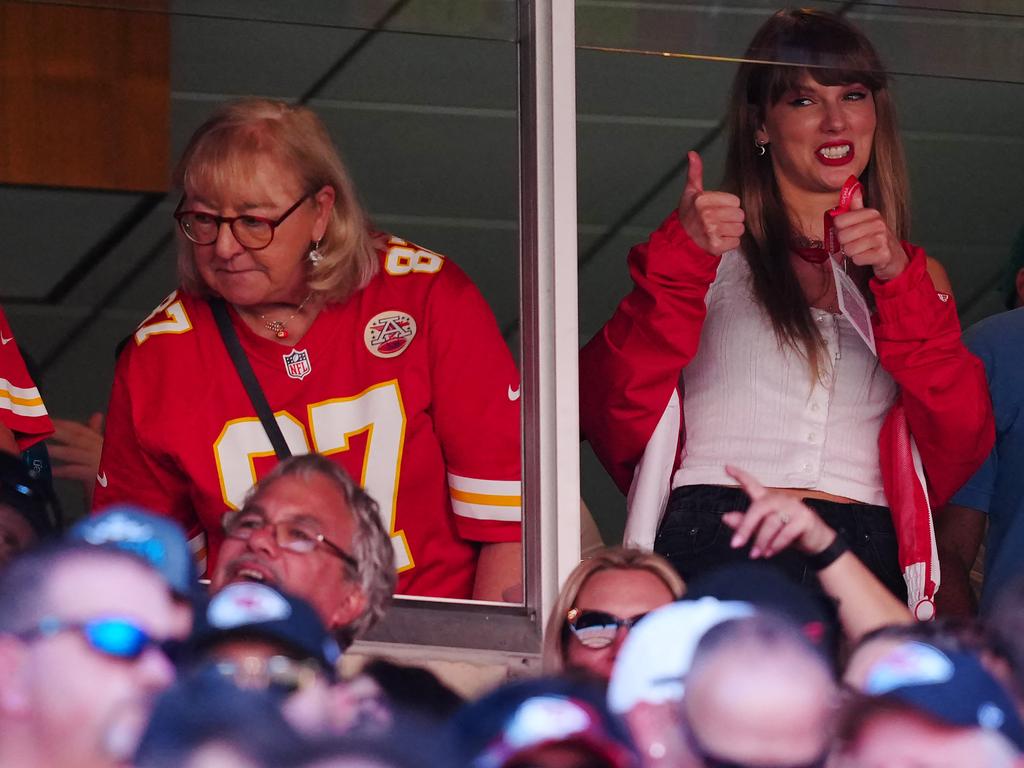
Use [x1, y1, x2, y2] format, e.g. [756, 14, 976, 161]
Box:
[576, 0, 1024, 539]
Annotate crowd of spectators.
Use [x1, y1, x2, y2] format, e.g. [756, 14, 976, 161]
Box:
[3, 498, 1024, 768]
[1, 5, 1022, 768]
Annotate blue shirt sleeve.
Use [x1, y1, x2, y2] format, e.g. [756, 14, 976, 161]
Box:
[948, 320, 998, 513]
[950, 449, 996, 513]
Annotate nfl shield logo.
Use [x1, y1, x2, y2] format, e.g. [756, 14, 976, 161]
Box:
[282, 349, 312, 381]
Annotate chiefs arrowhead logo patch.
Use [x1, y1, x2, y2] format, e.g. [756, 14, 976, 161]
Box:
[364, 311, 417, 358]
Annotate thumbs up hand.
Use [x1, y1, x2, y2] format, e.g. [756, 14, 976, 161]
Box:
[677, 151, 746, 256]
[833, 186, 908, 281]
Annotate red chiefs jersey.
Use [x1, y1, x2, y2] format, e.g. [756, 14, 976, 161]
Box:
[0, 306, 53, 450]
[94, 237, 522, 598]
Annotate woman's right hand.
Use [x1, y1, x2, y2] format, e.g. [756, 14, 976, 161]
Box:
[721, 465, 837, 559]
[677, 151, 746, 256]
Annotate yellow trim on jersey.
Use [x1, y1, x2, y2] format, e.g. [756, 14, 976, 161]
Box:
[212, 412, 307, 511]
[449, 489, 522, 507]
[135, 290, 194, 346]
[0, 379, 48, 417]
[307, 380, 414, 573]
[448, 474, 522, 522]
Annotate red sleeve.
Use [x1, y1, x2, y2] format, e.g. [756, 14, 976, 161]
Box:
[0, 306, 53, 450]
[579, 213, 720, 493]
[871, 244, 995, 507]
[427, 262, 522, 543]
[93, 347, 199, 533]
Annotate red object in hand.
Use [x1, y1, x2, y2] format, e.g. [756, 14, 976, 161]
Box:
[793, 175, 862, 264]
[824, 175, 862, 257]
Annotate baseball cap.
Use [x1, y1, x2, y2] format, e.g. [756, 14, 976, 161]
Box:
[684, 561, 839, 655]
[187, 582, 341, 677]
[0, 451, 57, 539]
[864, 641, 1024, 750]
[450, 677, 636, 768]
[69, 505, 200, 600]
[606, 597, 754, 714]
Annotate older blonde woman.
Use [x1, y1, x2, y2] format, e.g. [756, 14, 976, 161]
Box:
[543, 547, 684, 680]
[95, 99, 522, 601]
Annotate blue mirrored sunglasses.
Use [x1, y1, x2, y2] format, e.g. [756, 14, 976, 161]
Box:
[19, 616, 178, 662]
[565, 608, 649, 649]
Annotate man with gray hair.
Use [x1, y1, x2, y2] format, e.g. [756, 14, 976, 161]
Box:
[210, 453, 396, 648]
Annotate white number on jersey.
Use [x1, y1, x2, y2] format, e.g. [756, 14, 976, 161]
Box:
[384, 243, 444, 276]
[212, 380, 412, 572]
[135, 291, 193, 345]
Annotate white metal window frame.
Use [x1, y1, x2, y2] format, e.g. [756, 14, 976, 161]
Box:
[353, 0, 579, 659]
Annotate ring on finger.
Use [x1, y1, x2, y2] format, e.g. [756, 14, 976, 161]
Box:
[778, 513, 791, 525]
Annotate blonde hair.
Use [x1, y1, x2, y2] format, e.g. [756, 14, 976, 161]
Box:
[542, 546, 685, 674]
[172, 98, 379, 303]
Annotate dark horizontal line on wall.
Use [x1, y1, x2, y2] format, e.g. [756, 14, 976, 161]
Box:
[576, 45, 1024, 87]
[8, 0, 516, 44]
[0, 182, 163, 197]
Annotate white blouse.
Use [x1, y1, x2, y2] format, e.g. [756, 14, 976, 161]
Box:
[671, 250, 898, 505]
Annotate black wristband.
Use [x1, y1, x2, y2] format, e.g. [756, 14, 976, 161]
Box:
[806, 533, 850, 572]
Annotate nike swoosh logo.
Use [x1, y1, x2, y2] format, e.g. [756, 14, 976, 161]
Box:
[0, 333, 12, 346]
[96, 472, 108, 488]
[508, 385, 521, 402]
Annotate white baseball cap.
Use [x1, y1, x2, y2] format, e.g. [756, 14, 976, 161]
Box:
[607, 597, 754, 714]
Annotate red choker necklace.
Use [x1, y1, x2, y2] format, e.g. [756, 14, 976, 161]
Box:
[791, 236, 830, 264]
[792, 175, 863, 265]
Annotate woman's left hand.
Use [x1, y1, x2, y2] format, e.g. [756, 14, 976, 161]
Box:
[832, 187, 908, 281]
[721, 465, 837, 559]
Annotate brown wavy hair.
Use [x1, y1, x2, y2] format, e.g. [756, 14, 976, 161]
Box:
[723, 9, 909, 376]
[172, 99, 379, 303]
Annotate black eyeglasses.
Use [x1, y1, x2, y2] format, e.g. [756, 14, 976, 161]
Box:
[17, 616, 177, 662]
[681, 718, 828, 768]
[565, 608, 649, 649]
[173, 195, 309, 249]
[223, 509, 359, 571]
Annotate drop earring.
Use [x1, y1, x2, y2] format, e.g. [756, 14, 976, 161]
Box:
[308, 238, 324, 264]
[755, 139, 768, 157]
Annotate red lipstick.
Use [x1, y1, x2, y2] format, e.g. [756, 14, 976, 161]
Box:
[816, 141, 854, 166]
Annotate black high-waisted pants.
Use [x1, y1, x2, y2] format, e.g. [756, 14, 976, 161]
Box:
[653, 484, 907, 602]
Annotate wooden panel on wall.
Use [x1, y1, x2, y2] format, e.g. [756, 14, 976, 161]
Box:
[0, 1, 169, 192]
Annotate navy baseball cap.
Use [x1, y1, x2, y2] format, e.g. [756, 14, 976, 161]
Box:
[187, 583, 341, 677]
[450, 678, 637, 768]
[865, 641, 1024, 750]
[69, 506, 200, 600]
[685, 561, 839, 656]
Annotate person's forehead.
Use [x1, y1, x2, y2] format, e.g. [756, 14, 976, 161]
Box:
[185, 153, 304, 208]
[251, 474, 354, 532]
[206, 636, 291, 662]
[852, 710, 983, 762]
[45, 555, 174, 625]
[686, 650, 834, 725]
[577, 568, 671, 604]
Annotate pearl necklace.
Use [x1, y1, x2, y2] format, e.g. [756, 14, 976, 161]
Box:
[257, 293, 313, 339]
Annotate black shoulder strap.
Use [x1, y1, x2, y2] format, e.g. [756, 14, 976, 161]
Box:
[209, 299, 292, 461]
